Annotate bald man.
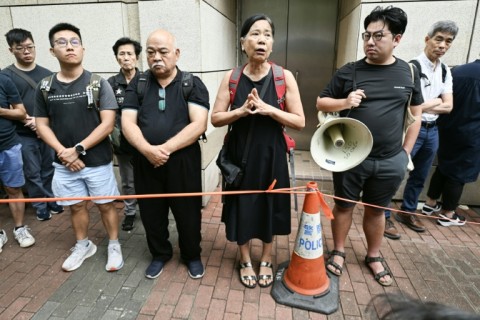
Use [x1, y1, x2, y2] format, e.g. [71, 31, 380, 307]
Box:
[121, 29, 209, 279]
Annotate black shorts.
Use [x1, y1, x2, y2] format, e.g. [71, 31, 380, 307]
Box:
[332, 150, 408, 209]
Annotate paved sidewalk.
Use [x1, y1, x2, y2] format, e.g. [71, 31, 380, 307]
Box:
[1, 179, 480, 319]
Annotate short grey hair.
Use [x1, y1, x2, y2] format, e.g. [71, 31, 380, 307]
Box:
[427, 20, 459, 39]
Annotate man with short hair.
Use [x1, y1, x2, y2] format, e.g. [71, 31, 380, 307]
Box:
[316, 6, 423, 286]
[2, 28, 64, 222]
[107, 37, 142, 231]
[34, 23, 123, 272]
[0, 73, 35, 251]
[384, 21, 458, 239]
[122, 29, 209, 279]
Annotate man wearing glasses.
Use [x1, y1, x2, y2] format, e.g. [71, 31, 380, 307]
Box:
[122, 29, 209, 280]
[34, 23, 123, 272]
[386, 21, 458, 236]
[2, 28, 64, 222]
[316, 6, 423, 286]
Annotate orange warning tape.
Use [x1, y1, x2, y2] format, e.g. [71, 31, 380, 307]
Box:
[1, 181, 477, 226]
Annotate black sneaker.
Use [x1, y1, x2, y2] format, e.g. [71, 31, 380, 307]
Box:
[37, 209, 52, 221]
[48, 203, 64, 215]
[145, 260, 164, 279]
[421, 203, 441, 216]
[187, 260, 205, 279]
[122, 215, 135, 231]
[437, 213, 466, 227]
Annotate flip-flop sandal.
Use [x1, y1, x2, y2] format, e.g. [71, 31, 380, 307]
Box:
[239, 262, 257, 288]
[326, 250, 345, 276]
[258, 261, 273, 288]
[364, 256, 394, 286]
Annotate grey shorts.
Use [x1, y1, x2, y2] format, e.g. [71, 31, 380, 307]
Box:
[332, 150, 408, 209]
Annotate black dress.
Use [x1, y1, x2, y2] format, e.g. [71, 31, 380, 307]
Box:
[222, 70, 291, 245]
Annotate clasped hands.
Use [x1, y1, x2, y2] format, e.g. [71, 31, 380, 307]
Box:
[145, 144, 170, 168]
[239, 88, 272, 116]
[58, 148, 85, 172]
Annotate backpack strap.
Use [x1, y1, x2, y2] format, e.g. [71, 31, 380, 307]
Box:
[136, 70, 150, 106]
[181, 71, 207, 142]
[409, 59, 428, 81]
[441, 62, 447, 83]
[228, 64, 247, 106]
[87, 73, 102, 109]
[40, 73, 56, 103]
[270, 62, 286, 110]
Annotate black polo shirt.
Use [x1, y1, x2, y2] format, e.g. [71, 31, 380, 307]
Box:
[122, 68, 209, 145]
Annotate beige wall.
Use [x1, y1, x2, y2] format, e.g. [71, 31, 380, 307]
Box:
[0, 0, 236, 205]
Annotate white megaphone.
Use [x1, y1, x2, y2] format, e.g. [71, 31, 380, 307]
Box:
[310, 112, 373, 172]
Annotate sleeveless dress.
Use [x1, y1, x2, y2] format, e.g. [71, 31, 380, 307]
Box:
[221, 70, 291, 245]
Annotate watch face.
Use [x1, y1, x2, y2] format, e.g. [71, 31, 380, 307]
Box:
[75, 144, 85, 154]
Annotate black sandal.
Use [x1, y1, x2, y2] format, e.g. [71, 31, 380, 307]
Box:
[364, 256, 393, 286]
[258, 261, 273, 288]
[326, 250, 345, 276]
[239, 262, 257, 288]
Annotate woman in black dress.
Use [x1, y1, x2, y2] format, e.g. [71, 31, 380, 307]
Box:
[211, 14, 304, 288]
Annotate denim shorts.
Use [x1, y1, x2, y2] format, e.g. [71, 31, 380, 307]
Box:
[52, 162, 120, 206]
[0, 144, 25, 188]
[332, 150, 408, 208]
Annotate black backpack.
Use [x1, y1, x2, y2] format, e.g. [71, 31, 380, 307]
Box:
[409, 59, 447, 83]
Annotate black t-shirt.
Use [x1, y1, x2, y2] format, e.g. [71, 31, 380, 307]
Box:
[107, 69, 138, 154]
[122, 68, 209, 146]
[0, 74, 22, 150]
[34, 70, 118, 166]
[1, 64, 52, 137]
[320, 57, 423, 159]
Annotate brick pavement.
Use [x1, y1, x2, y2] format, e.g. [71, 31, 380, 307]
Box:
[1, 184, 480, 319]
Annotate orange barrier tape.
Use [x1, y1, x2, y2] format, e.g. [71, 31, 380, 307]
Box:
[1, 182, 478, 226]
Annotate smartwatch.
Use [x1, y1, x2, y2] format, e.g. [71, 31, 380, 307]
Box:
[74, 143, 86, 156]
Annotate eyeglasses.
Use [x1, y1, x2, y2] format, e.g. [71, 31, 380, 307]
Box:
[13, 45, 35, 52]
[361, 32, 393, 42]
[54, 37, 82, 48]
[158, 88, 166, 111]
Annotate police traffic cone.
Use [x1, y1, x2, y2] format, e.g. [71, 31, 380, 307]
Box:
[271, 181, 339, 314]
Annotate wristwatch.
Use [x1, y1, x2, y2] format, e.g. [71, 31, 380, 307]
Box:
[74, 143, 86, 156]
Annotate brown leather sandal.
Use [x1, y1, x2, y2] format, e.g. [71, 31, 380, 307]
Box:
[326, 250, 345, 276]
[364, 256, 393, 286]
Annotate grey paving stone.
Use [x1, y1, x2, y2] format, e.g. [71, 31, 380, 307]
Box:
[66, 305, 92, 320]
[86, 295, 115, 319]
[108, 286, 134, 311]
[100, 310, 122, 320]
[101, 274, 129, 296]
[31, 301, 61, 320]
[51, 290, 86, 318]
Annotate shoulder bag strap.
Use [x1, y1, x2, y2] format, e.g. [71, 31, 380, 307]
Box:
[6, 65, 38, 89]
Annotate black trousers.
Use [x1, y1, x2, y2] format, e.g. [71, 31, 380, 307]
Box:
[133, 143, 202, 262]
[426, 167, 465, 211]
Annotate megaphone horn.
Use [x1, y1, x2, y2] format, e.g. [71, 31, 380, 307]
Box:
[310, 113, 373, 172]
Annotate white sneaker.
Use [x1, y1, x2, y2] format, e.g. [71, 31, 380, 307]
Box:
[62, 241, 97, 271]
[106, 243, 124, 271]
[0, 230, 8, 253]
[13, 226, 35, 248]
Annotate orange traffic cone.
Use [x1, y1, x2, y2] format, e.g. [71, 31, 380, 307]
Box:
[271, 181, 339, 314]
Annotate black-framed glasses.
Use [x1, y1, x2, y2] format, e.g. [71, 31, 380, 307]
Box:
[361, 32, 393, 41]
[13, 45, 35, 52]
[54, 37, 82, 48]
[158, 88, 166, 111]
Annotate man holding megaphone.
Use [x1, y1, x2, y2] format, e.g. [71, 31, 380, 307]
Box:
[316, 6, 423, 286]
